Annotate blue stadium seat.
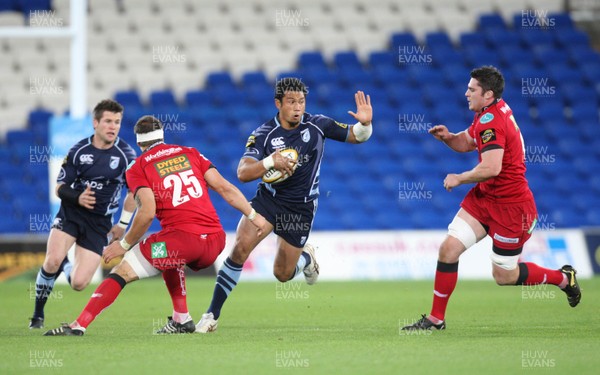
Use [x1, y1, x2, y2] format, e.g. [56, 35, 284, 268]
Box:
[533, 46, 571, 66]
[184, 90, 210, 108]
[368, 51, 397, 70]
[334, 51, 363, 70]
[241, 71, 270, 89]
[519, 29, 555, 48]
[17, 0, 51, 14]
[245, 86, 275, 107]
[459, 32, 488, 49]
[391, 32, 419, 49]
[114, 90, 144, 108]
[497, 46, 536, 68]
[205, 71, 236, 89]
[372, 66, 409, 87]
[546, 63, 584, 86]
[580, 62, 600, 84]
[478, 13, 507, 30]
[298, 51, 328, 70]
[275, 71, 303, 83]
[568, 44, 600, 64]
[549, 13, 575, 30]
[429, 46, 465, 66]
[425, 32, 454, 50]
[554, 29, 590, 48]
[149, 89, 178, 109]
[0, 0, 19, 12]
[484, 29, 521, 47]
[463, 46, 501, 67]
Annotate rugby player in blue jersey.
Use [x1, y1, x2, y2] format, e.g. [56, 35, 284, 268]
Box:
[29, 99, 137, 329]
[197, 78, 373, 333]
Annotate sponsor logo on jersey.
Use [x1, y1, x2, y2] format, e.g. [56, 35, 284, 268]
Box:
[271, 137, 285, 148]
[301, 128, 310, 143]
[493, 233, 519, 244]
[110, 156, 120, 170]
[245, 135, 256, 148]
[480, 128, 496, 144]
[151, 241, 168, 258]
[154, 154, 191, 177]
[335, 121, 348, 129]
[79, 154, 94, 164]
[144, 147, 183, 162]
[479, 113, 494, 124]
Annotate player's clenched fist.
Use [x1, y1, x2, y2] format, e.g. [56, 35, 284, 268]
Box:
[272, 149, 297, 176]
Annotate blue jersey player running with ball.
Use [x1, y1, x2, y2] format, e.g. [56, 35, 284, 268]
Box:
[197, 77, 373, 333]
[29, 99, 136, 329]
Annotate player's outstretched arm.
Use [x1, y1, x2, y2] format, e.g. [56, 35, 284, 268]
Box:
[103, 188, 155, 263]
[346, 91, 373, 144]
[237, 152, 296, 182]
[204, 168, 269, 235]
[429, 125, 476, 153]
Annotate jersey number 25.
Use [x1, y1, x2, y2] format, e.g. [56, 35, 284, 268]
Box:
[163, 170, 203, 207]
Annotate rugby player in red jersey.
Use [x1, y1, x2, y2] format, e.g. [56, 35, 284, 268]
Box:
[44, 115, 268, 336]
[402, 66, 581, 331]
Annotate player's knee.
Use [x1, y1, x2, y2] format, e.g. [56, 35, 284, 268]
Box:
[70, 277, 90, 291]
[42, 257, 62, 273]
[273, 265, 292, 283]
[438, 238, 462, 263]
[492, 267, 516, 286]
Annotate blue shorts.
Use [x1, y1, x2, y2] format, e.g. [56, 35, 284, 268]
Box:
[52, 203, 112, 255]
[251, 186, 317, 248]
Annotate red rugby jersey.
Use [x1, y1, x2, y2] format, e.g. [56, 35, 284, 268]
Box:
[126, 143, 223, 234]
[467, 99, 533, 202]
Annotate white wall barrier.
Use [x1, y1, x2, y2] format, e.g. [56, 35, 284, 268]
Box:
[214, 229, 594, 281]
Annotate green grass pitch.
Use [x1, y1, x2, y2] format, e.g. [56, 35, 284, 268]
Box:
[1, 273, 599, 374]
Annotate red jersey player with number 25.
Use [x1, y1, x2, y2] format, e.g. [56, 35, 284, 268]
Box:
[402, 66, 581, 331]
[43, 115, 268, 336]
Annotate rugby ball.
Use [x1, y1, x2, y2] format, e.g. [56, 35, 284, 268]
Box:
[262, 148, 299, 184]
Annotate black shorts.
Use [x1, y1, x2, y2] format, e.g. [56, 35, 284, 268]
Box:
[251, 186, 317, 248]
[52, 203, 112, 255]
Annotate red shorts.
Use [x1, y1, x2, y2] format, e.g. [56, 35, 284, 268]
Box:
[460, 188, 537, 251]
[138, 228, 226, 271]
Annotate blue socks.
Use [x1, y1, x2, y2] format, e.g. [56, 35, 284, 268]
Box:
[33, 268, 57, 319]
[207, 257, 243, 320]
[288, 251, 310, 281]
[33, 257, 72, 319]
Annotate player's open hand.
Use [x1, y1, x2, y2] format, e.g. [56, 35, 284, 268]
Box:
[348, 91, 372, 125]
[78, 185, 96, 210]
[248, 213, 269, 237]
[103, 240, 126, 264]
[272, 149, 297, 176]
[429, 125, 450, 141]
[443, 173, 461, 192]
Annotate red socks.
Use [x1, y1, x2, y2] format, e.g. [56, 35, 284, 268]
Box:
[430, 261, 459, 322]
[516, 262, 564, 286]
[162, 267, 188, 317]
[76, 274, 126, 328]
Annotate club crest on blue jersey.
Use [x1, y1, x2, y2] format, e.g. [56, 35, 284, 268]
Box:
[110, 156, 120, 169]
[301, 128, 310, 143]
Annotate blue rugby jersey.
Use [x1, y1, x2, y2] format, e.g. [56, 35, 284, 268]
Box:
[243, 112, 350, 203]
[57, 136, 136, 216]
